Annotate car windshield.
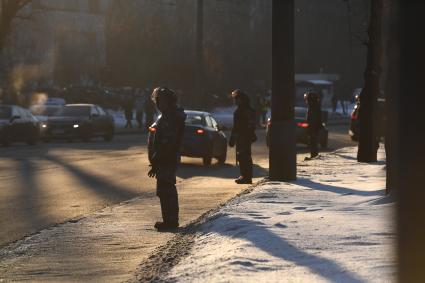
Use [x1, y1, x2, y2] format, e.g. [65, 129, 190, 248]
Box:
[30, 105, 61, 116]
[0, 106, 11, 119]
[57, 106, 90, 117]
[295, 107, 307, 118]
[185, 114, 204, 126]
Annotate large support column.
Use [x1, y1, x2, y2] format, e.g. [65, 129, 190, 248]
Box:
[269, 0, 296, 181]
[195, 0, 204, 109]
[398, 1, 425, 282]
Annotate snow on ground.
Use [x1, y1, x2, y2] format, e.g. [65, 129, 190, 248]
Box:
[164, 146, 395, 283]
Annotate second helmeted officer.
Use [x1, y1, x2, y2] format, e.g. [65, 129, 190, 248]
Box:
[229, 89, 257, 184]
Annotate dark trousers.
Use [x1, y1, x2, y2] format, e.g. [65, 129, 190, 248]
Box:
[309, 131, 319, 158]
[156, 178, 179, 224]
[236, 141, 253, 179]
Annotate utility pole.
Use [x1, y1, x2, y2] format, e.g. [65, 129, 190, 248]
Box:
[269, 0, 296, 181]
[195, 0, 204, 109]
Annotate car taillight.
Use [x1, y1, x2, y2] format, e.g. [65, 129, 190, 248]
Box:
[196, 129, 205, 135]
[149, 127, 156, 133]
[297, 122, 309, 128]
[351, 112, 358, 120]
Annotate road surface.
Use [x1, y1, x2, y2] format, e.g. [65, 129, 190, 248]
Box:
[0, 125, 354, 248]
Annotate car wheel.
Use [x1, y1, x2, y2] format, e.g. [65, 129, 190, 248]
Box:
[82, 136, 91, 142]
[27, 132, 39, 146]
[203, 156, 212, 166]
[217, 148, 227, 165]
[104, 130, 114, 142]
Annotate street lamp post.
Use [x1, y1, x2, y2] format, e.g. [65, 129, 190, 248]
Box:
[269, 0, 296, 181]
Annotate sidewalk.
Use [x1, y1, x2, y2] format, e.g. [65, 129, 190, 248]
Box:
[151, 147, 395, 282]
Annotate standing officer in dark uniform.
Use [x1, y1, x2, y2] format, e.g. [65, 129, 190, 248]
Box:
[305, 91, 322, 159]
[229, 89, 257, 184]
[148, 87, 186, 231]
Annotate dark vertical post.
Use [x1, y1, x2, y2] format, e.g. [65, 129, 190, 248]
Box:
[398, 1, 425, 282]
[269, 0, 296, 181]
[195, 0, 204, 109]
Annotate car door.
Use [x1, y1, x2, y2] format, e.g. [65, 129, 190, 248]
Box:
[95, 106, 110, 133]
[10, 107, 25, 141]
[205, 115, 221, 156]
[89, 106, 102, 135]
[210, 116, 226, 156]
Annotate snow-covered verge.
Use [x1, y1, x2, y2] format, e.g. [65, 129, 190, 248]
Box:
[163, 146, 395, 283]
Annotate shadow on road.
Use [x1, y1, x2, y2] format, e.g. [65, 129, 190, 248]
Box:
[177, 162, 268, 180]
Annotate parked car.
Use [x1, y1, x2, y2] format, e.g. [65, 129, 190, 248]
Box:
[148, 110, 227, 166]
[266, 107, 328, 148]
[30, 104, 63, 122]
[349, 101, 360, 141]
[43, 104, 114, 142]
[0, 105, 41, 146]
[349, 97, 386, 142]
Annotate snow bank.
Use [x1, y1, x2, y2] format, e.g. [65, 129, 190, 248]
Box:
[164, 147, 395, 283]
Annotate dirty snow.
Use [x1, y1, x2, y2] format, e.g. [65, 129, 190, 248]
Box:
[164, 146, 395, 283]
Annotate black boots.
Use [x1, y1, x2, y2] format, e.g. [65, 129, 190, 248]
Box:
[154, 221, 179, 231]
[235, 176, 252, 184]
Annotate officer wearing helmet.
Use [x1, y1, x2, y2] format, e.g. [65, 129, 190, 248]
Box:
[229, 89, 257, 184]
[304, 91, 322, 159]
[148, 87, 186, 230]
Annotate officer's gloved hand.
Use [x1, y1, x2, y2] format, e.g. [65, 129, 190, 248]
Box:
[148, 165, 158, 178]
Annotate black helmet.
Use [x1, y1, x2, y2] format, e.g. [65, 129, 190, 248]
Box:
[151, 87, 177, 105]
[231, 89, 250, 104]
[304, 91, 319, 104]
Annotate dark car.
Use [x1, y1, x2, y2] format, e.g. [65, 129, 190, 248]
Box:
[0, 105, 41, 146]
[349, 97, 386, 142]
[148, 110, 227, 166]
[43, 104, 114, 142]
[266, 107, 328, 148]
[349, 102, 360, 141]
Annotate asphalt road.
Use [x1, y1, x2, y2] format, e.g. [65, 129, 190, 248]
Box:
[0, 125, 354, 248]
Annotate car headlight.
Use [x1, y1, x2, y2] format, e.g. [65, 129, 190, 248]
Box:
[73, 124, 79, 128]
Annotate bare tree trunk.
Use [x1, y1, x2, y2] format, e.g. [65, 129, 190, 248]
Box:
[357, 0, 383, 163]
[383, 0, 399, 195]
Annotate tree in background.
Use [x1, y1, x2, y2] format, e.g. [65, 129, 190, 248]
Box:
[357, 0, 383, 163]
[0, 1, 31, 50]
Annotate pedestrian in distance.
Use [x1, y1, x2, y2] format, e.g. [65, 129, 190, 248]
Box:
[304, 91, 322, 159]
[144, 88, 156, 132]
[147, 87, 186, 231]
[124, 95, 134, 128]
[254, 94, 263, 127]
[229, 89, 257, 184]
[134, 93, 145, 129]
[260, 96, 269, 126]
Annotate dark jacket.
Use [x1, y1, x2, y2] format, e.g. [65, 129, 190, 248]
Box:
[151, 107, 186, 168]
[230, 104, 257, 145]
[306, 102, 322, 132]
